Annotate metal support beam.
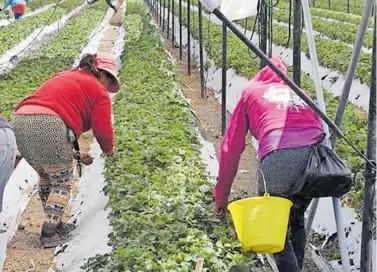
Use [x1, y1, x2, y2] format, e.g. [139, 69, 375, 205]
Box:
[167, 0, 170, 38]
[259, 0, 268, 68]
[221, 22, 227, 135]
[171, 0, 175, 47]
[301, 0, 351, 270]
[162, 0, 166, 31]
[187, 0, 191, 75]
[360, 9, 376, 272]
[198, 1, 206, 100]
[293, 0, 301, 86]
[330, 0, 374, 146]
[179, 0, 182, 60]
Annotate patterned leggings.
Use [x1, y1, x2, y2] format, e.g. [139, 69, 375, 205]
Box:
[12, 114, 73, 226]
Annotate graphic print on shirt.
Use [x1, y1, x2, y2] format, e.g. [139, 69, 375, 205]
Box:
[262, 86, 307, 111]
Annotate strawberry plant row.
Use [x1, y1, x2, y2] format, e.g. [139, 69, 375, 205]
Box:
[82, 0, 259, 271]
[272, 8, 374, 48]
[0, 0, 85, 56]
[185, 0, 372, 85]
[0, 0, 108, 118]
[275, 1, 374, 28]
[158, 0, 368, 214]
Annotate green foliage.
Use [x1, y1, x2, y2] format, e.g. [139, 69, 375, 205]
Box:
[0, 0, 86, 56]
[0, 0, 108, 117]
[83, 1, 259, 271]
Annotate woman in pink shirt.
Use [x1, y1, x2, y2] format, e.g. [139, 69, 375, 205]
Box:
[214, 57, 323, 272]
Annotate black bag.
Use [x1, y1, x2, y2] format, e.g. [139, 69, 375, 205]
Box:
[292, 134, 352, 198]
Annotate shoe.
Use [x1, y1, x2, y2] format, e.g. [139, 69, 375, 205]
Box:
[56, 222, 76, 236]
[40, 222, 74, 248]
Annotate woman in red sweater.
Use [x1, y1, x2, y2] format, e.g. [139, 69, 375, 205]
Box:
[12, 53, 119, 248]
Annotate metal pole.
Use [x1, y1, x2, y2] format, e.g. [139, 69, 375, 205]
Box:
[330, 0, 374, 146]
[179, 0, 182, 60]
[293, 0, 301, 86]
[171, 0, 175, 48]
[163, 0, 166, 31]
[360, 9, 376, 272]
[159, 0, 162, 26]
[221, 22, 227, 135]
[187, 0, 191, 75]
[167, 0, 170, 38]
[347, 0, 350, 13]
[198, 1, 206, 100]
[260, 0, 268, 68]
[301, 0, 351, 270]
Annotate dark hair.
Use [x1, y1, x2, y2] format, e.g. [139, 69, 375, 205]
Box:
[79, 53, 115, 85]
[79, 54, 101, 78]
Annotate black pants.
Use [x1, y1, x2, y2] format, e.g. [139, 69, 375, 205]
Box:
[273, 197, 312, 272]
[258, 147, 313, 271]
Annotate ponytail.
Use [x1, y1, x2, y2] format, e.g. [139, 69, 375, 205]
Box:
[79, 54, 100, 78]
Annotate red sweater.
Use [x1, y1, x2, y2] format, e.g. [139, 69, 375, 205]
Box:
[14, 70, 114, 153]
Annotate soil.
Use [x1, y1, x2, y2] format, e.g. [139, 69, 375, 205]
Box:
[155, 19, 320, 272]
[2, 1, 123, 269]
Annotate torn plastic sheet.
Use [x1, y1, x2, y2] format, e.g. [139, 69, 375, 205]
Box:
[0, 1, 87, 74]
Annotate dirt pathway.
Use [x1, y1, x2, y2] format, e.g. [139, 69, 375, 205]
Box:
[3, 3, 123, 271]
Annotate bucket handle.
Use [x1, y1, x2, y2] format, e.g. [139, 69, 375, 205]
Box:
[258, 168, 270, 197]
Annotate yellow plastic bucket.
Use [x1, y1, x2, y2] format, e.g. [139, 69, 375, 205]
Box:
[227, 194, 293, 254]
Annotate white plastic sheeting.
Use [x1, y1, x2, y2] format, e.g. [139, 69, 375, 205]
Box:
[219, 0, 258, 21]
[0, 3, 57, 28]
[0, 1, 87, 74]
[49, 0, 126, 270]
[0, 160, 39, 271]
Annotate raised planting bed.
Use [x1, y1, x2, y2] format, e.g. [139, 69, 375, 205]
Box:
[275, 1, 374, 28]
[0, 0, 109, 118]
[0, 0, 86, 56]
[82, 0, 261, 271]
[157, 0, 369, 215]
[281, 0, 366, 16]
[272, 8, 374, 48]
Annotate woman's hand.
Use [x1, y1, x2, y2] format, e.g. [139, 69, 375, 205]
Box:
[81, 152, 94, 165]
[214, 206, 226, 219]
[103, 148, 115, 156]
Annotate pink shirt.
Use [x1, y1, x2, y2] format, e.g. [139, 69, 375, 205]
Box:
[214, 57, 322, 208]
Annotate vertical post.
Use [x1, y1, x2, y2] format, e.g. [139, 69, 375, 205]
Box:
[171, 0, 175, 47]
[221, 22, 227, 135]
[293, 0, 301, 86]
[347, 0, 350, 13]
[360, 9, 376, 272]
[301, 0, 351, 271]
[187, 0, 191, 75]
[328, 0, 330, 10]
[179, 0, 182, 60]
[198, 1, 206, 100]
[163, 0, 166, 31]
[167, 0, 170, 38]
[159, 0, 162, 26]
[330, 0, 374, 146]
[259, 0, 268, 68]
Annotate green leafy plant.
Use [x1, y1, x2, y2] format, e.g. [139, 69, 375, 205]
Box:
[0, 0, 109, 117]
[83, 1, 259, 270]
